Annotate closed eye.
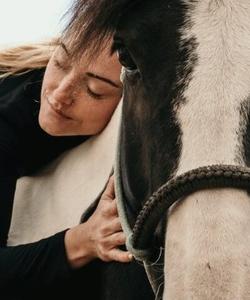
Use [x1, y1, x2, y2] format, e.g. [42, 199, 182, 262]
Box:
[54, 59, 68, 71]
[54, 59, 63, 68]
[87, 86, 103, 100]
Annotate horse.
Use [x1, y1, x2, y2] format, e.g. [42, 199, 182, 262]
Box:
[62, 0, 250, 299]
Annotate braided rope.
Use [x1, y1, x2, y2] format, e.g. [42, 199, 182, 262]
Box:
[132, 164, 250, 252]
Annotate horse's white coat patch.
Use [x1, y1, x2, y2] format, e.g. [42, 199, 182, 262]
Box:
[164, 1, 250, 299]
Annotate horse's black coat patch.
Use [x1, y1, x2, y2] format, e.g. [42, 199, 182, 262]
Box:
[241, 98, 250, 167]
[118, 0, 198, 225]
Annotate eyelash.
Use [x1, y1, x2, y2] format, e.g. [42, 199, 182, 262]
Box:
[54, 59, 67, 71]
[54, 59, 62, 67]
[87, 87, 103, 100]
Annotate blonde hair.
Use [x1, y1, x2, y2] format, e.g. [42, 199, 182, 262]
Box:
[0, 38, 60, 79]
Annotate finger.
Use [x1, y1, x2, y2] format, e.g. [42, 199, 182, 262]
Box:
[99, 199, 118, 218]
[102, 176, 115, 200]
[108, 248, 133, 263]
[105, 231, 127, 248]
[102, 218, 122, 236]
[106, 199, 118, 216]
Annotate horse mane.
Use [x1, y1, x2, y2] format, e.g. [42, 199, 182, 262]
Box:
[63, 0, 142, 60]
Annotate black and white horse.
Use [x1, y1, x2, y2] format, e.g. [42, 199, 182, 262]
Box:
[64, 0, 250, 298]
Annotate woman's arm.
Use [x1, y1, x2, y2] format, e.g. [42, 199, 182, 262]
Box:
[0, 175, 132, 291]
[0, 230, 71, 290]
[0, 141, 131, 291]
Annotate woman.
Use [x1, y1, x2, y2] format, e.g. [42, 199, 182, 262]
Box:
[0, 37, 132, 298]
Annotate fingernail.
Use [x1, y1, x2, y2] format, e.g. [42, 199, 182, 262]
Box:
[128, 253, 133, 260]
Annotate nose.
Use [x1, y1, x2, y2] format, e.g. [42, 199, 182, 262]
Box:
[49, 81, 75, 109]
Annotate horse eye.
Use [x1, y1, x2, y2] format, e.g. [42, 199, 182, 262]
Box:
[117, 47, 137, 71]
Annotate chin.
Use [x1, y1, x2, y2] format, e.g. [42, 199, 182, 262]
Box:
[43, 125, 81, 137]
[39, 119, 61, 136]
[42, 125, 63, 136]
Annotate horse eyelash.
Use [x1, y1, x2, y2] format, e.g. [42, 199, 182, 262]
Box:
[111, 43, 119, 55]
[111, 39, 124, 54]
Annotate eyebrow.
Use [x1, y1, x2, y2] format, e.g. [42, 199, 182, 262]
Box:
[59, 43, 121, 89]
[86, 72, 121, 89]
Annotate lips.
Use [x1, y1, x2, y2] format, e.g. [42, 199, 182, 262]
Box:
[47, 98, 73, 120]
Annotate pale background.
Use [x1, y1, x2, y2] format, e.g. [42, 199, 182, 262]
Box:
[0, 0, 73, 48]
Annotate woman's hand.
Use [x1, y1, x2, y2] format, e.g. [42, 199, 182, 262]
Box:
[65, 176, 133, 269]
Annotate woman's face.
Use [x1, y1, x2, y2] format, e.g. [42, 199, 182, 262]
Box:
[39, 41, 122, 136]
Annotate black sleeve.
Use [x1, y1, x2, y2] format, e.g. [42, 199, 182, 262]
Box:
[0, 230, 72, 290]
[0, 119, 20, 246]
[0, 121, 73, 290]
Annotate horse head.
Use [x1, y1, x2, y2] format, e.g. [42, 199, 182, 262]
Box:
[66, 1, 250, 298]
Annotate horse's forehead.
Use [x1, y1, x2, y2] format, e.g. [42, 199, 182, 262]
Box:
[117, 0, 187, 30]
[115, 0, 189, 66]
[117, 0, 171, 36]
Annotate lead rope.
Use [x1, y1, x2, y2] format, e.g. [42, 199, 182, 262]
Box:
[123, 164, 250, 298]
[129, 164, 250, 257]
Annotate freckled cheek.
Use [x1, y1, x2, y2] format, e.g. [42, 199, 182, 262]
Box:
[94, 104, 119, 125]
[40, 86, 50, 113]
[39, 90, 46, 114]
[79, 108, 106, 128]
[40, 78, 51, 104]
[41, 67, 60, 98]
[73, 102, 119, 135]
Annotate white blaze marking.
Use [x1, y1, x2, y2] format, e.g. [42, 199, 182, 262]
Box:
[176, 0, 250, 175]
